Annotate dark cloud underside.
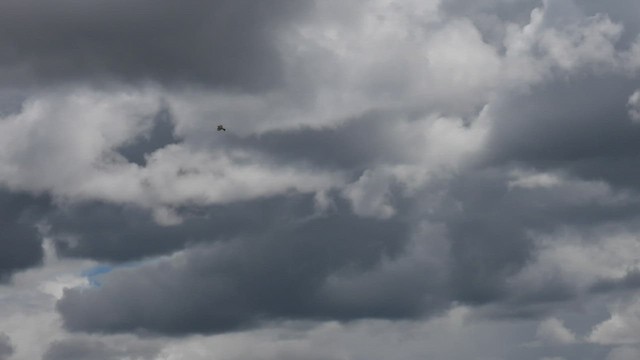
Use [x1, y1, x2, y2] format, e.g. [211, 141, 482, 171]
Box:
[0, 333, 13, 360]
[57, 206, 410, 334]
[0, 0, 310, 90]
[487, 74, 640, 190]
[0, 190, 48, 281]
[55, 160, 640, 335]
[43, 337, 160, 360]
[48, 194, 316, 262]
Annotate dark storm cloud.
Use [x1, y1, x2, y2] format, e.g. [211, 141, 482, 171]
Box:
[48, 194, 315, 262]
[0, 189, 49, 282]
[55, 160, 640, 335]
[207, 111, 407, 172]
[444, 174, 536, 304]
[52, 87, 640, 334]
[486, 74, 640, 190]
[43, 337, 160, 360]
[52, 69, 640, 334]
[423, 153, 640, 317]
[590, 269, 640, 293]
[57, 205, 411, 334]
[0, 0, 309, 90]
[0, 333, 13, 360]
[20, 0, 640, 342]
[440, 167, 636, 309]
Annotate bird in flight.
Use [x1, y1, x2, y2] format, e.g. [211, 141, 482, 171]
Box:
[217, 125, 226, 132]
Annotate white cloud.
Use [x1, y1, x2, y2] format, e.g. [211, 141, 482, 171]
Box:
[503, 0, 626, 86]
[0, 241, 94, 360]
[536, 318, 576, 345]
[342, 109, 490, 219]
[0, 89, 345, 216]
[343, 168, 398, 219]
[590, 297, 640, 345]
[509, 220, 640, 297]
[606, 346, 640, 360]
[0, 0, 633, 222]
[627, 90, 640, 123]
[508, 170, 564, 189]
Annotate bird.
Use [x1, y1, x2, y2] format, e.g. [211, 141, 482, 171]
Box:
[217, 125, 226, 131]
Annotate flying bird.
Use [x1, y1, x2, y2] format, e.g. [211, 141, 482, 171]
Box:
[217, 125, 226, 131]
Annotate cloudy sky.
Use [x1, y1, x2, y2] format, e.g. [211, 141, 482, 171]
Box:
[1, 0, 640, 359]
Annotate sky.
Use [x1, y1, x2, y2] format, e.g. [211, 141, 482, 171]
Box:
[1, 0, 640, 359]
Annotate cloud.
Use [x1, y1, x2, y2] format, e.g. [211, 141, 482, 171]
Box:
[43, 336, 161, 360]
[606, 346, 640, 360]
[0, 0, 309, 90]
[3, 1, 640, 359]
[0, 333, 14, 360]
[53, 161, 640, 335]
[627, 90, 640, 123]
[0, 240, 94, 360]
[590, 269, 640, 294]
[0, 89, 344, 215]
[0, 190, 48, 281]
[589, 297, 640, 345]
[56, 210, 414, 334]
[45, 194, 323, 262]
[536, 318, 577, 345]
[116, 107, 181, 167]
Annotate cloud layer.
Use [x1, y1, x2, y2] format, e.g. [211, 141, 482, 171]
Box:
[2, 0, 640, 359]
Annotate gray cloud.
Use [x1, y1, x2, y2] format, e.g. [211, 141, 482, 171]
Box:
[440, 0, 540, 48]
[485, 73, 640, 189]
[0, 190, 48, 282]
[57, 206, 412, 334]
[43, 337, 161, 360]
[116, 107, 180, 167]
[3, 0, 640, 358]
[202, 111, 410, 172]
[47, 194, 316, 263]
[0, 0, 309, 90]
[590, 269, 640, 294]
[0, 333, 13, 360]
[54, 159, 640, 335]
[440, 167, 640, 313]
[442, 0, 640, 50]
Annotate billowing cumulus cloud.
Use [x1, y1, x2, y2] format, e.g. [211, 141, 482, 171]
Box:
[2, 0, 640, 359]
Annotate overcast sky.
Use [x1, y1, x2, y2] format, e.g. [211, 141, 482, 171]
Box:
[1, 0, 640, 359]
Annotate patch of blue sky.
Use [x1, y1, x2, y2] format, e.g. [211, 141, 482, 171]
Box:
[81, 258, 163, 288]
[81, 265, 113, 287]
